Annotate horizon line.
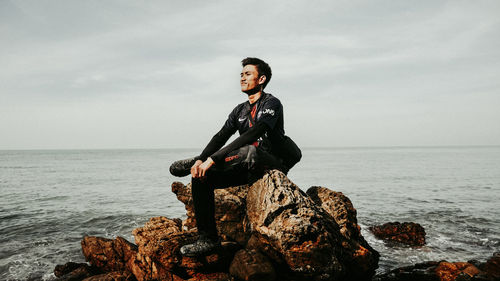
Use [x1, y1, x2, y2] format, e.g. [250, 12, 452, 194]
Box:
[1, 144, 499, 151]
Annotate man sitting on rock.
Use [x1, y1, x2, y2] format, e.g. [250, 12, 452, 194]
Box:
[170, 57, 301, 257]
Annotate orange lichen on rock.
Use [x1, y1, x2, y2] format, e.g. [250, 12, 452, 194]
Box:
[435, 261, 481, 281]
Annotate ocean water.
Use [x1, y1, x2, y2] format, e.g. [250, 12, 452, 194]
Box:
[0, 147, 499, 280]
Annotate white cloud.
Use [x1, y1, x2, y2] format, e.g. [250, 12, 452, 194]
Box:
[0, 0, 499, 149]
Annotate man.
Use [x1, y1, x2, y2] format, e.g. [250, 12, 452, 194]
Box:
[170, 57, 301, 257]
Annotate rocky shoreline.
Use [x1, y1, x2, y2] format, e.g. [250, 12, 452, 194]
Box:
[53, 170, 499, 281]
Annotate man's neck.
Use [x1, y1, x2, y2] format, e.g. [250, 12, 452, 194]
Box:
[247, 91, 262, 105]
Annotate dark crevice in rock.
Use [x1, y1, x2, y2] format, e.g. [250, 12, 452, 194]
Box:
[263, 204, 296, 227]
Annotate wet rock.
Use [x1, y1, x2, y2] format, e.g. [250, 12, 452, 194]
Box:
[369, 222, 426, 246]
[307, 186, 380, 279]
[82, 271, 136, 281]
[229, 248, 276, 281]
[54, 262, 99, 281]
[172, 182, 250, 245]
[373, 261, 439, 281]
[373, 260, 493, 281]
[187, 272, 234, 281]
[54, 262, 96, 278]
[483, 252, 500, 280]
[246, 170, 378, 280]
[81, 236, 137, 274]
[436, 262, 482, 281]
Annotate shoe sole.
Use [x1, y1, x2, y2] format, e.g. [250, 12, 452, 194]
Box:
[169, 157, 197, 177]
[180, 245, 220, 257]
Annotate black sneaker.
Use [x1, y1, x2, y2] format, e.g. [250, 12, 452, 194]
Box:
[180, 235, 221, 257]
[169, 157, 198, 177]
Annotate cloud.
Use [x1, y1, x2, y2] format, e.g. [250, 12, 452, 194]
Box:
[0, 0, 499, 149]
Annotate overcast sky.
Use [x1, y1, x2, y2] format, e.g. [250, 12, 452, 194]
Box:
[1, 0, 499, 149]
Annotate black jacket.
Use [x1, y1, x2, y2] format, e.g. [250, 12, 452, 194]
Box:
[198, 92, 286, 164]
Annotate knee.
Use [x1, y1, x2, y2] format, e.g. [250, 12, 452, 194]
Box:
[191, 177, 212, 191]
[191, 177, 202, 189]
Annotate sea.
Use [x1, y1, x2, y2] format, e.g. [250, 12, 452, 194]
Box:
[0, 146, 499, 280]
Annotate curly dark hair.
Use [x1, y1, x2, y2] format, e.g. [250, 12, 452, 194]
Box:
[241, 57, 272, 89]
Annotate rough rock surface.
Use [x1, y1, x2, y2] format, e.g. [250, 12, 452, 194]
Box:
[81, 217, 241, 280]
[172, 182, 250, 245]
[54, 262, 100, 281]
[132, 216, 182, 249]
[81, 236, 137, 274]
[369, 222, 426, 246]
[307, 186, 380, 279]
[54, 262, 96, 278]
[82, 271, 136, 281]
[246, 170, 379, 280]
[229, 248, 276, 281]
[374, 253, 500, 281]
[62, 170, 383, 281]
[483, 252, 500, 280]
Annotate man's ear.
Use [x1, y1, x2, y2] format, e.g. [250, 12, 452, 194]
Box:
[258, 75, 267, 85]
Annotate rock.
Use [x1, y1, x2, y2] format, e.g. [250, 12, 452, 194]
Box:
[369, 222, 426, 246]
[180, 241, 241, 276]
[81, 236, 137, 274]
[436, 262, 482, 281]
[306, 187, 361, 240]
[373, 260, 493, 281]
[186, 272, 234, 281]
[130, 230, 197, 280]
[82, 271, 136, 281]
[246, 170, 377, 280]
[229, 248, 276, 281]
[307, 186, 380, 279]
[132, 216, 182, 249]
[54, 262, 97, 278]
[373, 261, 439, 281]
[71, 171, 381, 281]
[54, 262, 99, 281]
[483, 252, 500, 280]
[172, 182, 250, 245]
[130, 226, 239, 280]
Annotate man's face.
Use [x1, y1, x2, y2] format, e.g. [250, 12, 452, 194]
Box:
[240, 64, 265, 93]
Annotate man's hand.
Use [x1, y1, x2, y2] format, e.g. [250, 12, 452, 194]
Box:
[190, 160, 203, 178]
[191, 158, 215, 178]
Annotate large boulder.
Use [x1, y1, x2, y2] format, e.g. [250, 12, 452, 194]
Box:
[246, 170, 378, 280]
[369, 222, 426, 246]
[307, 186, 380, 279]
[81, 236, 137, 274]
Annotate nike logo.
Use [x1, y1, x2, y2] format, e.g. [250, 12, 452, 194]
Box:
[238, 118, 246, 122]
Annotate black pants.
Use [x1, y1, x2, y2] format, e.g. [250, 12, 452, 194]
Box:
[192, 145, 285, 239]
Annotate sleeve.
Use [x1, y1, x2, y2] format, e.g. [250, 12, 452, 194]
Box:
[198, 108, 238, 161]
[209, 122, 269, 164]
[256, 98, 282, 129]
